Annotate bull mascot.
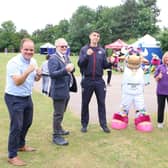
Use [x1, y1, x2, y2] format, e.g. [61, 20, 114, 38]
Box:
[111, 52, 153, 132]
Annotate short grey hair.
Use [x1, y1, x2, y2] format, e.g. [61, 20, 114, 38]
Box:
[55, 38, 68, 47]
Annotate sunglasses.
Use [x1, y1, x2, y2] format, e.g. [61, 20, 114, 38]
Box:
[60, 45, 68, 49]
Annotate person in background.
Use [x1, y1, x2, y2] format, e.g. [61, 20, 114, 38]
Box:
[106, 66, 112, 86]
[4, 38, 41, 166]
[154, 51, 168, 128]
[48, 38, 74, 146]
[4, 48, 8, 55]
[41, 54, 51, 95]
[142, 61, 151, 86]
[112, 52, 120, 72]
[106, 54, 113, 86]
[106, 52, 120, 86]
[78, 30, 114, 133]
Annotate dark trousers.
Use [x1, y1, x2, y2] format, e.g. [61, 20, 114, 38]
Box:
[53, 98, 69, 135]
[107, 70, 112, 84]
[81, 78, 107, 128]
[4, 93, 33, 158]
[157, 94, 168, 123]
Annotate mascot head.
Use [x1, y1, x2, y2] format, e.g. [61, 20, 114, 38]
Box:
[127, 54, 142, 69]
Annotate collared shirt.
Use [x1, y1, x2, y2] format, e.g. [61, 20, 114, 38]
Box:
[56, 50, 73, 86]
[56, 50, 66, 63]
[5, 54, 37, 96]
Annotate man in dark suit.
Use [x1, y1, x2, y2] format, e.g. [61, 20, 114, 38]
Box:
[48, 38, 74, 145]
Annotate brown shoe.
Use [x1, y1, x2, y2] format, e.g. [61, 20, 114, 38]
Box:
[18, 146, 36, 152]
[8, 156, 26, 166]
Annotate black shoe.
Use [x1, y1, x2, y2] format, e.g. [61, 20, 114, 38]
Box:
[55, 129, 70, 136]
[81, 127, 87, 133]
[53, 136, 69, 145]
[102, 126, 111, 133]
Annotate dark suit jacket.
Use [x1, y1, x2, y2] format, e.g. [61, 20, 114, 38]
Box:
[48, 52, 71, 100]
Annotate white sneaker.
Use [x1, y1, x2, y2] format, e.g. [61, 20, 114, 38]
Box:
[157, 123, 164, 128]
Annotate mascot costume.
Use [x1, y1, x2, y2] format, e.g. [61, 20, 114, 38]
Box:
[111, 53, 153, 132]
[151, 53, 161, 72]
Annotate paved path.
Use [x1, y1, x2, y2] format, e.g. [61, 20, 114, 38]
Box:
[34, 74, 157, 124]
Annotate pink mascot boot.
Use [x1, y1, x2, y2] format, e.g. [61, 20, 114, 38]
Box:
[111, 113, 128, 130]
[134, 115, 153, 132]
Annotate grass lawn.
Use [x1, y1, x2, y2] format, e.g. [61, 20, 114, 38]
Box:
[0, 53, 168, 168]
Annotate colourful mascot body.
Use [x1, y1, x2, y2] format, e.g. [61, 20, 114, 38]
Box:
[151, 53, 161, 72]
[151, 58, 160, 65]
[111, 54, 153, 132]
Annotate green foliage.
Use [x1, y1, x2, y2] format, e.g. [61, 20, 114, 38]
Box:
[94, 6, 120, 46]
[0, 0, 165, 54]
[32, 24, 57, 44]
[1, 20, 16, 33]
[54, 19, 70, 40]
[68, 5, 96, 53]
[158, 28, 168, 52]
[0, 21, 20, 52]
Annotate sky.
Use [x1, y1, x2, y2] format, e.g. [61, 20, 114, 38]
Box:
[0, 0, 167, 34]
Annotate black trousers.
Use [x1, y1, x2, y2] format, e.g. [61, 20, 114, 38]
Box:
[81, 78, 107, 128]
[4, 93, 33, 158]
[107, 70, 112, 84]
[53, 98, 69, 135]
[157, 94, 168, 123]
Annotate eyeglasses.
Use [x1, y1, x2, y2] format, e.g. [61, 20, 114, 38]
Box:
[59, 45, 68, 49]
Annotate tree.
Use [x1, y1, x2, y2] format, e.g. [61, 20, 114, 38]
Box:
[94, 6, 124, 46]
[158, 28, 168, 52]
[135, 0, 160, 36]
[0, 1, 162, 53]
[31, 29, 43, 43]
[17, 29, 30, 39]
[1, 20, 16, 33]
[111, 0, 160, 40]
[68, 6, 96, 53]
[54, 19, 70, 40]
[0, 21, 19, 52]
